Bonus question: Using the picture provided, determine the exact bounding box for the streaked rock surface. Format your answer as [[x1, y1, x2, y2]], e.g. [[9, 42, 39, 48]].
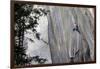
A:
[[47, 6, 94, 63], [23, 4, 95, 64]]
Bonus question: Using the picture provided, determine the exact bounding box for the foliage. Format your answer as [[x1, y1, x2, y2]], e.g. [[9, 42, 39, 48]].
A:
[[14, 3, 49, 66]]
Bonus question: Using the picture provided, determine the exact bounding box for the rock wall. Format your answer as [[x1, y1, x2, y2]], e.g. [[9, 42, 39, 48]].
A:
[[47, 6, 94, 63]]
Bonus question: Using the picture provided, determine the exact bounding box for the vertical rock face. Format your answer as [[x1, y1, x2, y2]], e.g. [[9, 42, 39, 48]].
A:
[[22, 4, 94, 64], [47, 6, 94, 63]]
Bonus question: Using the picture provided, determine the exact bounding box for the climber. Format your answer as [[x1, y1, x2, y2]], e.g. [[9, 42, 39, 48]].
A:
[[73, 24, 80, 34]]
